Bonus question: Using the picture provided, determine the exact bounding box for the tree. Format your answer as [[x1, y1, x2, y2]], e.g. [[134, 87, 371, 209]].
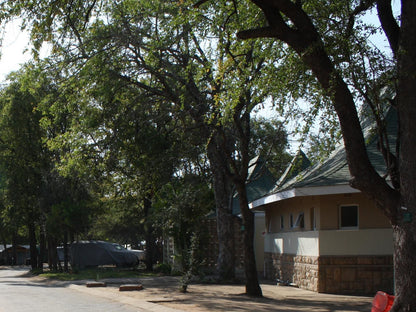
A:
[[0, 73, 46, 269], [194, 0, 413, 310], [51, 70, 183, 270], [1, 0, 290, 296], [250, 117, 291, 177], [54, 1, 270, 292], [154, 174, 214, 272], [0, 63, 100, 270]]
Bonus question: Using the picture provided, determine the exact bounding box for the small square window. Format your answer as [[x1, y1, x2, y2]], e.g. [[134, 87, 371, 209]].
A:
[[340, 205, 358, 229]]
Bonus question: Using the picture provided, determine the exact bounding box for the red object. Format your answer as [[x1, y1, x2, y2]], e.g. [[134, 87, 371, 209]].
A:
[[371, 291, 395, 312]]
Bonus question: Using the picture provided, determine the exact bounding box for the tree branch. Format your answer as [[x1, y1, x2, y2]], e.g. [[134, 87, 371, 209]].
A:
[[193, 0, 210, 8], [83, 0, 97, 30], [237, 27, 280, 39], [346, 0, 377, 37], [376, 0, 400, 56], [244, 0, 400, 219]]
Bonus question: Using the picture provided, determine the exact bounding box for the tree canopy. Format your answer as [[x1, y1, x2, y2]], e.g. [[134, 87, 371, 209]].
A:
[[1, 0, 414, 307]]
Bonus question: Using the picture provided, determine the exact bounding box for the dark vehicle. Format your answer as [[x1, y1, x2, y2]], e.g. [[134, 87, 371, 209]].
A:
[[70, 241, 140, 269]]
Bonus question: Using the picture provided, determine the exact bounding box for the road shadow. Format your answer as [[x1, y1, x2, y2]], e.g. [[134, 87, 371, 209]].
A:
[[0, 266, 72, 288]]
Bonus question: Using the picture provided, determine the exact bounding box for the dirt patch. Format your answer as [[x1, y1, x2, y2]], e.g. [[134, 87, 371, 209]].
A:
[[91, 276, 373, 312], [27, 272, 373, 312]]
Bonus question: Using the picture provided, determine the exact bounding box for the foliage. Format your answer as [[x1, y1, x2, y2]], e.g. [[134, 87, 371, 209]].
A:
[[153, 263, 172, 275], [0, 0, 290, 296], [250, 117, 291, 176], [153, 174, 213, 270]]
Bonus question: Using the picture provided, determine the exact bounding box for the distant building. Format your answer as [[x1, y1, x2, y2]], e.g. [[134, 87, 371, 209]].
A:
[[0, 245, 30, 265]]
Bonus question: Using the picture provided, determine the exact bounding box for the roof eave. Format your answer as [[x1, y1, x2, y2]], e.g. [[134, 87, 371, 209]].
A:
[[249, 184, 360, 210]]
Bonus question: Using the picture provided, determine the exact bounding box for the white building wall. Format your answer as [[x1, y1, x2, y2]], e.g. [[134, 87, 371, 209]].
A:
[[319, 228, 393, 256], [265, 231, 319, 257], [265, 228, 393, 257]]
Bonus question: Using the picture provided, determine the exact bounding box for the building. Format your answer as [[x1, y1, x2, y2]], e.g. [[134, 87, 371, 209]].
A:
[[0, 244, 31, 265], [250, 108, 397, 295]]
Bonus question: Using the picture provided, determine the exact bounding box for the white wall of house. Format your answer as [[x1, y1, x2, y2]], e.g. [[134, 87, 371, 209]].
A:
[[254, 212, 265, 273], [265, 231, 319, 257], [319, 228, 393, 255], [264, 228, 393, 257]]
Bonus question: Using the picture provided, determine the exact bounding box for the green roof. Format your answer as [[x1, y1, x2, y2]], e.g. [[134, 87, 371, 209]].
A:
[[232, 156, 276, 215], [271, 107, 398, 193]]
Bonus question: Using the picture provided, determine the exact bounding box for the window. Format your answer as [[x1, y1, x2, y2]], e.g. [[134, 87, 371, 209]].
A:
[[280, 215, 284, 229], [340, 205, 358, 229], [310, 207, 316, 230], [290, 214, 294, 228], [294, 213, 304, 228], [268, 218, 272, 233]]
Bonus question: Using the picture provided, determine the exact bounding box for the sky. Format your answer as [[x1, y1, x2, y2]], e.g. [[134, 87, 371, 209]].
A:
[[0, 19, 31, 83]]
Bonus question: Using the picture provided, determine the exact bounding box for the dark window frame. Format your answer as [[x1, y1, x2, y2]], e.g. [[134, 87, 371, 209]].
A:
[[339, 205, 359, 229]]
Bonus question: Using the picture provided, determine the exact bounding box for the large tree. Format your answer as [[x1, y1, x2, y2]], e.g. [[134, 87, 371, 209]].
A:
[[49, 1, 273, 294], [0, 65, 98, 270]]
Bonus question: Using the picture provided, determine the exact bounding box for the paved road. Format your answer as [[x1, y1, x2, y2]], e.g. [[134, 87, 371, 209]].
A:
[[0, 267, 140, 312]]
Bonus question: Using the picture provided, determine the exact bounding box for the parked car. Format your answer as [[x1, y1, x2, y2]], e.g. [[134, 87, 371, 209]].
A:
[[70, 241, 140, 269], [128, 249, 146, 261]]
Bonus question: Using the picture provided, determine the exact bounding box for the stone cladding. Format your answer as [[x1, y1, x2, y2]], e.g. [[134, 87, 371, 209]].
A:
[[264, 252, 393, 295]]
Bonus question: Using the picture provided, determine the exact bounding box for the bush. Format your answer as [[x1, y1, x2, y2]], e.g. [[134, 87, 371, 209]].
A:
[[154, 263, 172, 275]]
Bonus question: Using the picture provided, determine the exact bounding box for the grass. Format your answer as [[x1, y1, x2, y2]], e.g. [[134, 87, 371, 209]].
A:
[[38, 267, 157, 281]]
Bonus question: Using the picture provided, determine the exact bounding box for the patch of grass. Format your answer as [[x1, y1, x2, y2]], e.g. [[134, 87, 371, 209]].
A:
[[39, 268, 159, 281]]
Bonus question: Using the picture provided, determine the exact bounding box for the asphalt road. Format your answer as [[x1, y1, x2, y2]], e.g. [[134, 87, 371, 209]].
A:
[[0, 267, 140, 312]]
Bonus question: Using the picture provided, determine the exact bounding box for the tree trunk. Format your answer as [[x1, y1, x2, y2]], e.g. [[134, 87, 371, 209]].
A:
[[144, 196, 155, 271], [63, 231, 69, 272], [2, 242, 6, 264], [12, 232, 17, 265], [207, 138, 236, 280], [47, 236, 57, 271], [392, 225, 416, 311], [28, 221, 38, 270], [38, 225, 46, 270], [236, 182, 262, 297], [391, 1, 416, 310]]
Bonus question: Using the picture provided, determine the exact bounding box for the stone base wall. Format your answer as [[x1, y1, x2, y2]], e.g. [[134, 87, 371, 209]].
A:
[[265, 252, 393, 295], [264, 252, 319, 291], [318, 255, 393, 295]]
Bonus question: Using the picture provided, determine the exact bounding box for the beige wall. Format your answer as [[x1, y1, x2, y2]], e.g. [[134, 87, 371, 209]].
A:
[[265, 192, 390, 233], [266, 196, 320, 233], [319, 192, 390, 229]]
